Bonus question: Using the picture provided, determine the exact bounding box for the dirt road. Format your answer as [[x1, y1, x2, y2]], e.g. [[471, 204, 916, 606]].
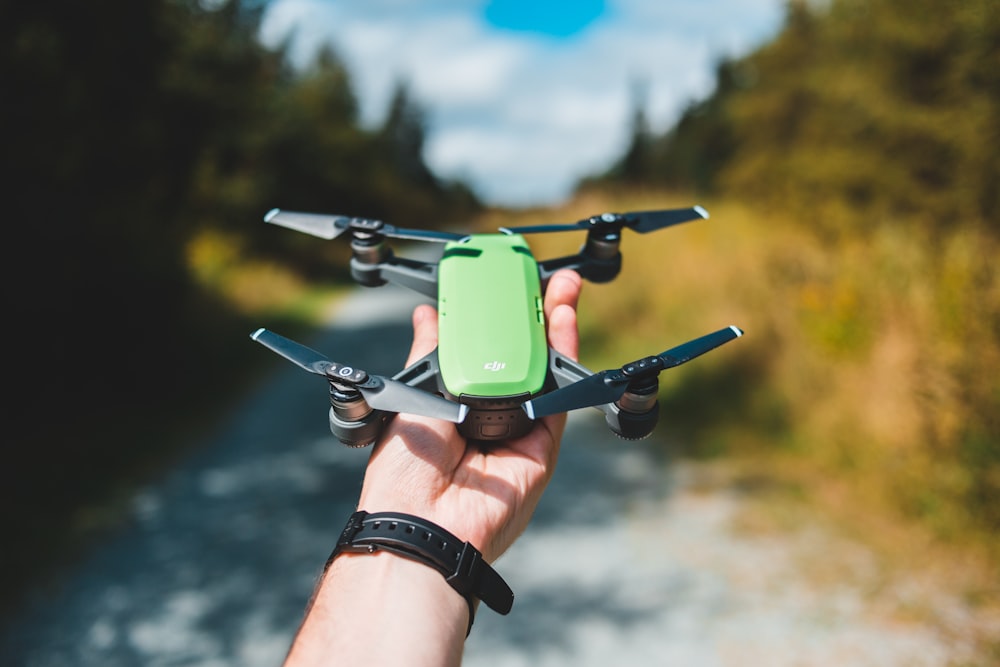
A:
[[0, 283, 981, 666]]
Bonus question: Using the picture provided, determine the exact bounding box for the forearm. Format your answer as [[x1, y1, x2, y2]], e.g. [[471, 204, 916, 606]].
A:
[[284, 551, 469, 666], [281, 270, 582, 665]]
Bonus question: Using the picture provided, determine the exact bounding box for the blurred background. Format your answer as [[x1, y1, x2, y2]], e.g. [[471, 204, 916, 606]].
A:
[[2, 0, 998, 663]]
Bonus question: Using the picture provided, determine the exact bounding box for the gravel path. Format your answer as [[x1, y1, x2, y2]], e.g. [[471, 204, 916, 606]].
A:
[[0, 283, 981, 666]]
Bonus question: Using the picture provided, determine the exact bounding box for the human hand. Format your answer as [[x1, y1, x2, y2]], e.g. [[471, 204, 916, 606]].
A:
[[356, 269, 583, 562]]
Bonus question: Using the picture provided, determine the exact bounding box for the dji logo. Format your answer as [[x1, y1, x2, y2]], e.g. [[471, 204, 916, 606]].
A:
[[483, 361, 506, 372]]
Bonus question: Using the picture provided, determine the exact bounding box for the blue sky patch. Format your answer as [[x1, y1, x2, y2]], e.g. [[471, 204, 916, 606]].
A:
[[483, 0, 606, 38]]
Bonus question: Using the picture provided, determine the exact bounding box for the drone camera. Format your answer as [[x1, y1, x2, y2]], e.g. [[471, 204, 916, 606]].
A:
[[458, 393, 535, 441], [461, 409, 534, 441]]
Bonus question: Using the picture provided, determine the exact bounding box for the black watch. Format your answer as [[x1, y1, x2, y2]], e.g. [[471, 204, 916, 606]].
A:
[[328, 511, 514, 634]]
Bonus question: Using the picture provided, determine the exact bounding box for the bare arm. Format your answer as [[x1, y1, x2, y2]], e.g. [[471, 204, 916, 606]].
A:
[[283, 269, 583, 666]]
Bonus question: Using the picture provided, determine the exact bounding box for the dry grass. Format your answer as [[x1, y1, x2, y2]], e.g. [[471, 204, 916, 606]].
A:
[[200, 192, 999, 657], [186, 229, 345, 322], [208, 193, 997, 578], [514, 189, 1000, 656]]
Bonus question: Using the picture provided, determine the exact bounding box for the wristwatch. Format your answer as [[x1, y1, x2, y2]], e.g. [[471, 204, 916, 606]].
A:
[[328, 510, 514, 634]]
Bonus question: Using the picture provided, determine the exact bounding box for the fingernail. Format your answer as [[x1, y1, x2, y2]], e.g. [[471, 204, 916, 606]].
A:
[[414, 307, 427, 325]]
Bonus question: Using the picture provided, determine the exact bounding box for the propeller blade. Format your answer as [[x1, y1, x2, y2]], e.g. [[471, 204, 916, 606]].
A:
[[526, 324, 744, 419], [499, 222, 583, 234], [500, 206, 708, 236], [381, 225, 468, 243], [500, 213, 620, 235], [658, 325, 743, 369], [251, 329, 467, 423], [625, 206, 709, 233], [251, 328, 334, 375], [265, 208, 466, 243], [360, 379, 468, 423], [264, 209, 352, 240], [525, 370, 631, 419]]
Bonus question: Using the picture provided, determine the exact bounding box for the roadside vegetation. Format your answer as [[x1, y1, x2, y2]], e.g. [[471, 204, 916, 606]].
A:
[[4, 0, 996, 655], [580, 1, 998, 651], [514, 193, 999, 652], [3, 0, 476, 619]]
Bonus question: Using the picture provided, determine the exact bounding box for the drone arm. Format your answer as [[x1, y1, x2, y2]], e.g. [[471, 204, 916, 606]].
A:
[[538, 250, 621, 285], [538, 254, 585, 281], [547, 348, 596, 390], [391, 349, 446, 395], [351, 253, 440, 299]]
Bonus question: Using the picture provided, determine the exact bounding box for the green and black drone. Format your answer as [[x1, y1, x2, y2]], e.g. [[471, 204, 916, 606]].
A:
[[251, 205, 743, 447]]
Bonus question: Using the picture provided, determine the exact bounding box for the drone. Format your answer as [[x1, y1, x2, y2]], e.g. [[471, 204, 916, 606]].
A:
[[251, 205, 743, 447]]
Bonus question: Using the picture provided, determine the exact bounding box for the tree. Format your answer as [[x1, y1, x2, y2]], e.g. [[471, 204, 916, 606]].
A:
[[577, 78, 655, 190], [618, 79, 654, 184], [379, 78, 439, 190]]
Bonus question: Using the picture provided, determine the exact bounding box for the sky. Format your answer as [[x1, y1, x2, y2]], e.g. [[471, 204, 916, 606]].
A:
[[259, 0, 787, 208]]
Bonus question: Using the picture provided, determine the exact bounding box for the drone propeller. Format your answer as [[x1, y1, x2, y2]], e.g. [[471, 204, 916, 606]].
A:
[[500, 206, 708, 236], [264, 208, 466, 243], [251, 328, 468, 423], [526, 325, 743, 419]]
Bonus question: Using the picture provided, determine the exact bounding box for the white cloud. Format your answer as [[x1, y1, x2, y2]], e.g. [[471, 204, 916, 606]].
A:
[[259, 0, 785, 207]]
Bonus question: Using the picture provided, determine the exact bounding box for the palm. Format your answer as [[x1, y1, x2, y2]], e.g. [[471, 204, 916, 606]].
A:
[[359, 410, 567, 561], [357, 269, 581, 563]]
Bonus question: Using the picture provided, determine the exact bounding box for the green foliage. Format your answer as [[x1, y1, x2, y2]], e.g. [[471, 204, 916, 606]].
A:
[[590, 0, 1000, 231], [732, 1, 992, 229], [723, 0, 999, 228], [581, 0, 1000, 554], [0, 0, 481, 615]]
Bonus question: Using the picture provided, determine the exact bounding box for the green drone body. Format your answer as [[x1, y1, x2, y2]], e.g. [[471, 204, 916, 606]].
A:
[[436, 233, 548, 400]]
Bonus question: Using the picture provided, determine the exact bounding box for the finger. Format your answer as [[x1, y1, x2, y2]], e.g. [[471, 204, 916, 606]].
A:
[[543, 269, 582, 322], [544, 270, 581, 362], [405, 304, 439, 366], [547, 303, 579, 361]]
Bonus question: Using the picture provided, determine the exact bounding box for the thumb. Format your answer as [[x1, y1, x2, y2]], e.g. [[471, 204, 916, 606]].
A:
[[405, 304, 439, 366]]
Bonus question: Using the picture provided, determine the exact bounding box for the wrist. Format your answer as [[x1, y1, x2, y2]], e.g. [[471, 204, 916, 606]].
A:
[[286, 551, 468, 666], [328, 510, 515, 634], [356, 489, 489, 555], [330, 550, 470, 623]]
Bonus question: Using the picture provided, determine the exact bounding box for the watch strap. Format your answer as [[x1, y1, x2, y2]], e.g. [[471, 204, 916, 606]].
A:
[[330, 511, 514, 623]]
